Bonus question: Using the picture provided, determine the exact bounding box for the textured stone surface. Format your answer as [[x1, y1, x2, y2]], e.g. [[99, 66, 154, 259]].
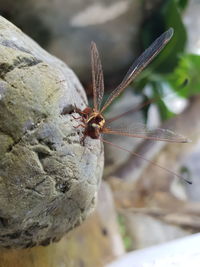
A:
[[0, 16, 103, 248], [0, 182, 124, 267]]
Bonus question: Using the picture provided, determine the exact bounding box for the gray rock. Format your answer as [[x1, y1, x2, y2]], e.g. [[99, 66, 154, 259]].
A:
[[124, 213, 189, 250], [181, 140, 200, 202], [107, 233, 200, 267], [97, 181, 125, 258], [0, 16, 103, 248]]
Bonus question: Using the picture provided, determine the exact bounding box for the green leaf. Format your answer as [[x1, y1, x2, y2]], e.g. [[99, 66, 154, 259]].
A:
[[118, 215, 132, 251], [156, 98, 175, 120], [161, 0, 187, 71], [175, 0, 189, 10], [141, 0, 187, 74], [167, 54, 200, 97], [151, 80, 175, 120]]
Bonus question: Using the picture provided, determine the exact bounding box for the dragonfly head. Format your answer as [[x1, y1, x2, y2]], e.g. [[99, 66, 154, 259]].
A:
[[87, 112, 105, 130], [91, 123, 100, 129]]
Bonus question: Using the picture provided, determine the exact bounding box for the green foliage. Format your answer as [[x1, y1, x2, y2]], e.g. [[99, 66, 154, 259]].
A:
[[151, 80, 176, 120], [167, 54, 200, 97], [134, 0, 200, 121], [175, 0, 189, 10], [163, 0, 187, 70], [105, 0, 199, 122], [118, 215, 132, 251], [141, 0, 187, 74], [180, 165, 191, 182], [138, 53, 200, 120]]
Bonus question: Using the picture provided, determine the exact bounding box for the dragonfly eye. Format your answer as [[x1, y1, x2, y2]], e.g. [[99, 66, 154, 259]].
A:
[[92, 123, 100, 129]]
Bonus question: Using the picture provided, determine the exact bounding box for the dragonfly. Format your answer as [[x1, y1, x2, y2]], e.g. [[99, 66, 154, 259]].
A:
[[74, 28, 191, 184]]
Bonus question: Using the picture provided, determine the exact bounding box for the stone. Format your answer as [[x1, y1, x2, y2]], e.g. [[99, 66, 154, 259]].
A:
[[107, 233, 200, 267], [0, 16, 103, 248], [124, 213, 189, 249]]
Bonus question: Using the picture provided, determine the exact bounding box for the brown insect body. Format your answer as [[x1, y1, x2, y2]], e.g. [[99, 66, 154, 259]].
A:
[[77, 107, 105, 139]]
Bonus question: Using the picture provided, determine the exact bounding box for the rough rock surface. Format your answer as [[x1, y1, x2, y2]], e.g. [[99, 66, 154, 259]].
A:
[[0, 16, 103, 248]]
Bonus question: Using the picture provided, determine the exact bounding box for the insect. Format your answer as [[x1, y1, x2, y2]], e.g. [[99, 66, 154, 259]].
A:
[[74, 28, 191, 183]]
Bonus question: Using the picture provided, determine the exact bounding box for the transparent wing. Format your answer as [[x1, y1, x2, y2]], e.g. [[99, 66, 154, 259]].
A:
[[100, 28, 174, 113], [101, 137, 191, 184], [91, 41, 104, 111], [102, 121, 190, 143]]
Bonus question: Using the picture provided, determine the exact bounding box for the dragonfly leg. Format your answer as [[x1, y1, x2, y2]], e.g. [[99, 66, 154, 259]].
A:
[[73, 124, 85, 129], [71, 114, 83, 120]]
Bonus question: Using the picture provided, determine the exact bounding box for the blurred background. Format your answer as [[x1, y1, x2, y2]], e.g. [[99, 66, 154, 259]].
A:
[[1, 0, 200, 266]]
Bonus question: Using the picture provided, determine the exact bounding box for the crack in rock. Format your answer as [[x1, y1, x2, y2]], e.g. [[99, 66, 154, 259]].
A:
[[0, 55, 42, 79]]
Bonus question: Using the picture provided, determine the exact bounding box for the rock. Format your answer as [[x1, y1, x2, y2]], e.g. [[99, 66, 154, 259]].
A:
[[0, 16, 103, 248], [124, 213, 190, 249], [57, 182, 125, 267], [107, 233, 200, 267], [0, 182, 124, 267], [97, 182, 125, 260], [181, 141, 200, 202]]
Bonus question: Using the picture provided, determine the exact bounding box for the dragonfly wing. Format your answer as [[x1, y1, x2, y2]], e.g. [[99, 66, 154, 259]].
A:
[[100, 28, 174, 113], [91, 41, 104, 111], [101, 137, 191, 184], [102, 121, 190, 143]]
